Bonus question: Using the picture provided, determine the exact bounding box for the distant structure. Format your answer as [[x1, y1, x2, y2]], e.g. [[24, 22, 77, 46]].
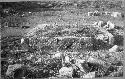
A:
[[93, 20, 115, 45], [21, 26, 30, 29], [88, 11, 122, 18], [88, 12, 93, 16], [109, 45, 119, 52], [88, 10, 101, 16], [3, 22, 9, 27], [111, 12, 121, 18], [104, 11, 111, 15]]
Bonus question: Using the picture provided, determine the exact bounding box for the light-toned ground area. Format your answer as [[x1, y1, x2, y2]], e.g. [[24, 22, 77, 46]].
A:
[[1, 7, 124, 37]]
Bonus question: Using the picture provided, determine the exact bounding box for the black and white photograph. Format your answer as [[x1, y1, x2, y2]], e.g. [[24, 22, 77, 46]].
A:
[[1, 0, 124, 79]]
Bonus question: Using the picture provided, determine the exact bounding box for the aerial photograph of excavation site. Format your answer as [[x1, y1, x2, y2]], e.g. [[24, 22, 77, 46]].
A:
[[1, 0, 124, 79]]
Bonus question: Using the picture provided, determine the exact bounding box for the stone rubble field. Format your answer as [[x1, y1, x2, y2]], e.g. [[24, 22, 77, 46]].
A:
[[1, 1, 124, 79]]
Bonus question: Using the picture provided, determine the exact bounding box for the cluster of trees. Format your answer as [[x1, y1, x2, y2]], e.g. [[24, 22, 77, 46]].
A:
[[1, 1, 124, 15], [76, 0, 123, 9]]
